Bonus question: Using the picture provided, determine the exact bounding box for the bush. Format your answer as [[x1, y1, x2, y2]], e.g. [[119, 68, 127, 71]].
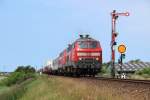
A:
[[0, 72, 35, 86], [0, 78, 34, 100], [135, 67, 150, 76], [101, 63, 111, 74], [0, 66, 36, 100], [15, 65, 36, 73], [0, 66, 36, 87]]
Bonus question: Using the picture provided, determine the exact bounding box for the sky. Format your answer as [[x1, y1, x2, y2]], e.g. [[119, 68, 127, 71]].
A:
[[0, 0, 150, 72]]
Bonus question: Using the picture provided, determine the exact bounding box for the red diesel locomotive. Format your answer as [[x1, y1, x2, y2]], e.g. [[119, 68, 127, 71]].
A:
[[52, 35, 102, 76]]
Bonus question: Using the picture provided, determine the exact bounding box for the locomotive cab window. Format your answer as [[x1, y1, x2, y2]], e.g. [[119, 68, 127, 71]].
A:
[[89, 41, 97, 48], [78, 41, 88, 48], [78, 41, 98, 49]]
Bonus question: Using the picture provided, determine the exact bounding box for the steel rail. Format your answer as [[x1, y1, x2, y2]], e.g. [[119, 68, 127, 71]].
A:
[[84, 77, 150, 84]]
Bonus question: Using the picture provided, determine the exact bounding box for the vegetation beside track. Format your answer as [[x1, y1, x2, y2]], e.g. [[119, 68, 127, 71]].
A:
[[0, 74, 149, 100], [0, 66, 36, 100], [135, 67, 150, 76], [0, 63, 150, 100], [98, 62, 112, 77], [99, 61, 150, 80], [19, 75, 125, 100], [0, 74, 124, 100], [131, 67, 150, 80]]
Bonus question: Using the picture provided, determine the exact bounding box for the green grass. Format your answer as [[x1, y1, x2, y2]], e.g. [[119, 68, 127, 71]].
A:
[[19, 75, 124, 100], [130, 74, 150, 80], [0, 72, 35, 86], [0, 66, 36, 100], [0, 75, 133, 100], [0, 86, 9, 93], [0, 76, 9, 94], [0, 76, 6, 80], [135, 67, 150, 76], [0, 73, 36, 100], [19, 76, 70, 100], [131, 67, 150, 80], [0, 78, 34, 100]]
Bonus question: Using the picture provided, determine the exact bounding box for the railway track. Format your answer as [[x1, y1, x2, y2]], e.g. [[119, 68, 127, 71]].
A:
[[82, 77, 150, 84], [53, 75, 150, 84], [52, 75, 150, 100]]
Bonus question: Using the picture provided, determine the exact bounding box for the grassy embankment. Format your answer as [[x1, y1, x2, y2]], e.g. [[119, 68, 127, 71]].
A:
[[0, 76, 7, 92], [0, 78, 34, 100], [1, 74, 143, 100], [3, 68, 150, 100], [0, 66, 36, 100], [0, 76, 6, 80], [0, 73, 36, 100], [19, 75, 124, 100]]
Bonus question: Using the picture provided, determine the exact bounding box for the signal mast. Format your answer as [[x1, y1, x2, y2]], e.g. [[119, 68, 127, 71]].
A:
[[111, 10, 129, 78]]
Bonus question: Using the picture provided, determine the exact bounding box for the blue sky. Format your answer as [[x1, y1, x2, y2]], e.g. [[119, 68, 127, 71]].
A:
[[0, 0, 150, 72]]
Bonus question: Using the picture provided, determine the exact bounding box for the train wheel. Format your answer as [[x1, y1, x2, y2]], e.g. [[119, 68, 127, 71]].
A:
[[72, 68, 80, 77]]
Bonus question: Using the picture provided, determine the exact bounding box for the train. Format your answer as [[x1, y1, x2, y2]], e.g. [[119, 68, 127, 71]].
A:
[[44, 35, 102, 76]]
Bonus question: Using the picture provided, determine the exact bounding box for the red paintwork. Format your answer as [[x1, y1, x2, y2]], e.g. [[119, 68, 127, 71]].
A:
[[58, 50, 67, 67], [75, 42, 102, 62], [57, 39, 102, 68]]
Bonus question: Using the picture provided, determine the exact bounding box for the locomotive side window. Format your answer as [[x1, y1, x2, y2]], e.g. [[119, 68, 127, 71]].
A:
[[72, 43, 75, 49], [78, 41, 97, 48], [67, 44, 72, 52]]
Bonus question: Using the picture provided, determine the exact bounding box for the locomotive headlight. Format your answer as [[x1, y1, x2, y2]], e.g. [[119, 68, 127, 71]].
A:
[[96, 57, 99, 61]]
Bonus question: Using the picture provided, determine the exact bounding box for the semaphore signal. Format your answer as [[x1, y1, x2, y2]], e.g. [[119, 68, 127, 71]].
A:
[[111, 10, 129, 78]]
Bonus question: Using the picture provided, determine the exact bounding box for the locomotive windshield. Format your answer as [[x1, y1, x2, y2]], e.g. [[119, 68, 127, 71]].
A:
[[78, 41, 98, 49]]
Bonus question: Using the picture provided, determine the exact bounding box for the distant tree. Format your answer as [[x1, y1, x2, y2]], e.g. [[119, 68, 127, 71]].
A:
[[129, 59, 142, 63], [15, 66, 24, 72], [15, 65, 35, 73]]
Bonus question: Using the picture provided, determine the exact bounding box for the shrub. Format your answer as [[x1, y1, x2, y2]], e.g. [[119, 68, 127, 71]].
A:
[[15, 65, 36, 73], [101, 63, 111, 74], [0, 72, 35, 86], [0, 78, 34, 100], [135, 67, 150, 76], [0, 66, 36, 87]]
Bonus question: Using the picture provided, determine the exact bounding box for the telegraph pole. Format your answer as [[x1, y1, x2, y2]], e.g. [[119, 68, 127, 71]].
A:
[[111, 10, 129, 78]]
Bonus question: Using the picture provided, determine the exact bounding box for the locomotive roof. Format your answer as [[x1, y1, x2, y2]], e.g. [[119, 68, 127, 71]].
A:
[[76, 37, 98, 42]]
